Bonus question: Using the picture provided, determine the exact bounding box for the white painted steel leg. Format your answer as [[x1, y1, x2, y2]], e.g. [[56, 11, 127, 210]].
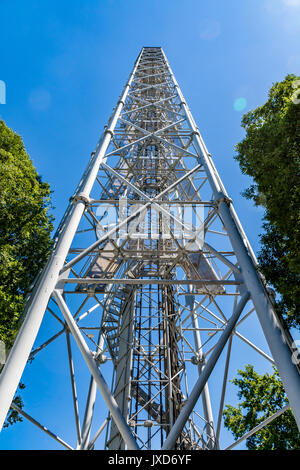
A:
[[191, 310, 216, 449], [79, 334, 105, 450], [186, 289, 216, 449]]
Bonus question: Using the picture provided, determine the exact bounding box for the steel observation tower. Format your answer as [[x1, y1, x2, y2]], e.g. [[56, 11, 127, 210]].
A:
[[0, 47, 299, 450]]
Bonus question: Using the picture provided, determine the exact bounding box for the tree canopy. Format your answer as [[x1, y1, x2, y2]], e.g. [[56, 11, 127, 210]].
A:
[[234, 74, 300, 328], [0, 120, 53, 425], [0, 120, 53, 349], [224, 75, 300, 450], [223, 365, 300, 450]]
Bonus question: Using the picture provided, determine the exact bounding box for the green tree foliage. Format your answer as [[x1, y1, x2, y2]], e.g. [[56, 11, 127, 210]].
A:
[[235, 75, 300, 328], [0, 120, 53, 347], [0, 120, 53, 425], [223, 365, 300, 450], [2, 383, 25, 428]]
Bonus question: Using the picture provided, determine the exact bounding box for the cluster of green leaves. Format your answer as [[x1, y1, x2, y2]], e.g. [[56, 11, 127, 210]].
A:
[[223, 365, 300, 450], [0, 120, 54, 426], [0, 120, 53, 349], [2, 383, 25, 428], [225, 76, 300, 450], [235, 74, 300, 328]]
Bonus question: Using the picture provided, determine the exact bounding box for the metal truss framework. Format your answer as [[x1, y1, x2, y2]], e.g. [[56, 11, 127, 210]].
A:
[[0, 47, 300, 450]]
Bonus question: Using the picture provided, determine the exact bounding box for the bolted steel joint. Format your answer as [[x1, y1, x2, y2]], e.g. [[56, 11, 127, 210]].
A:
[[192, 129, 201, 138], [214, 191, 233, 207], [104, 128, 114, 137], [191, 355, 205, 366], [93, 352, 108, 364], [71, 192, 91, 207], [143, 420, 154, 428]]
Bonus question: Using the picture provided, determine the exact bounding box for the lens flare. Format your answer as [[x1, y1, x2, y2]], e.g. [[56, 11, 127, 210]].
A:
[[233, 97, 247, 112]]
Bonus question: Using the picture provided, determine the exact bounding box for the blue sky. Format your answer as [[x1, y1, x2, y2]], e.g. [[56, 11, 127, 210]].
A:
[[1, 0, 300, 248], [0, 0, 300, 450]]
